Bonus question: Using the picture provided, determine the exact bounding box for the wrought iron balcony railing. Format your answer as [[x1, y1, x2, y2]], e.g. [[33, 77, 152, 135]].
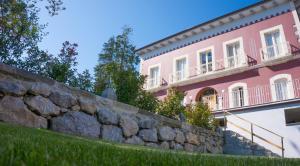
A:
[[215, 78, 300, 111], [260, 42, 291, 62]]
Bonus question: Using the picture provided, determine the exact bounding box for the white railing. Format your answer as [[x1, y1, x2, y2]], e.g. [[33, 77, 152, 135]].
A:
[[216, 78, 300, 111], [169, 70, 188, 83], [167, 53, 248, 85], [144, 41, 294, 88], [145, 78, 161, 90], [260, 42, 291, 62], [226, 51, 248, 69]]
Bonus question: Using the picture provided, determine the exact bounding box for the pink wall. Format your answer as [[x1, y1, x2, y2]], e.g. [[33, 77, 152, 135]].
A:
[[141, 12, 300, 101]]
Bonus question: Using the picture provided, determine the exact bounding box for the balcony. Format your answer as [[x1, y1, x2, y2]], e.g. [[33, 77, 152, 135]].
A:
[[213, 78, 300, 112], [169, 70, 189, 84], [167, 52, 248, 87], [145, 77, 161, 90], [260, 42, 293, 65], [144, 42, 297, 91]]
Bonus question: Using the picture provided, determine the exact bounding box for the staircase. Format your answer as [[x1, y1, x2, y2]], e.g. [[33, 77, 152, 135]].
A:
[[223, 130, 279, 157], [222, 111, 284, 157]]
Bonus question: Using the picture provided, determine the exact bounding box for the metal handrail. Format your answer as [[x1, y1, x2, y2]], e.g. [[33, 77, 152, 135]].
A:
[[225, 111, 283, 138], [224, 110, 285, 157]]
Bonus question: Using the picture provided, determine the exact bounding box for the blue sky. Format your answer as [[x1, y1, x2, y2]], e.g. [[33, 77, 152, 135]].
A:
[[38, 0, 260, 74]]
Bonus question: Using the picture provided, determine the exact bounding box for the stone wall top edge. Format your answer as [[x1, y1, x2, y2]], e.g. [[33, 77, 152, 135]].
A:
[[0, 63, 189, 129]]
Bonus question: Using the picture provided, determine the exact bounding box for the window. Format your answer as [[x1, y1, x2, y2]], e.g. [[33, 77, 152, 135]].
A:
[[274, 78, 288, 101], [284, 107, 300, 126], [197, 47, 214, 74], [270, 74, 294, 101], [148, 64, 160, 88], [260, 25, 288, 61], [232, 87, 244, 107], [174, 56, 188, 81], [223, 37, 245, 68], [215, 118, 227, 127], [264, 30, 282, 58], [228, 82, 249, 108], [227, 42, 240, 68]]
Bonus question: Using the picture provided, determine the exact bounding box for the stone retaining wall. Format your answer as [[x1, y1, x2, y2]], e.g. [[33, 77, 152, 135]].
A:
[[0, 63, 223, 153]]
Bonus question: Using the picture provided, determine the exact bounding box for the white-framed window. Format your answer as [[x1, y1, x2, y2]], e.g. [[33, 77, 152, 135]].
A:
[[223, 37, 246, 68], [270, 74, 294, 101], [260, 25, 288, 61], [228, 82, 249, 108], [284, 107, 300, 126], [173, 55, 188, 82], [147, 64, 161, 88], [197, 46, 215, 74]]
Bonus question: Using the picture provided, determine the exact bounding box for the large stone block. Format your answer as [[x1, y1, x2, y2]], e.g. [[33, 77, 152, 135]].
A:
[[160, 141, 170, 149], [97, 108, 119, 125], [125, 136, 144, 145], [158, 126, 176, 141], [138, 128, 158, 142], [138, 118, 158, 129], [186, 132, 200, 145], [28, 83, 51, 97], [0, 96, 47, 128], [0, 80, 26, 96], [173, 143, 184, 150], [49, 91, 77, 108], [78, 97, 98, 114], [184, 143, 196, 152], [175, 129, 185, 144], [101, 125, 124, 143], [51, 111, 101, 138], [119, 116, 139, 137], [24, 96, 60, 117]]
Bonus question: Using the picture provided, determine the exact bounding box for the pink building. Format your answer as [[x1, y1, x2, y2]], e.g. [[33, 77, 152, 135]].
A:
[[137, 0, 300, 158]]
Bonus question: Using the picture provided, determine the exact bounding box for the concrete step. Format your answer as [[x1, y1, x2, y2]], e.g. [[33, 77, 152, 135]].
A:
[[223, 130, 280, 157]]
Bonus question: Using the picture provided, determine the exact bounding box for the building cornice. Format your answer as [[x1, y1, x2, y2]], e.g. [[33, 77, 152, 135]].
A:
[[137, 0, 291, 60]]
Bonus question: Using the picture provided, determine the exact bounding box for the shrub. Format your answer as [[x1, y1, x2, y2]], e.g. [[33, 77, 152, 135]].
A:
[[155, 88, 185, 119], [185, 102, 217, 129], [134, 90, 159, 112]]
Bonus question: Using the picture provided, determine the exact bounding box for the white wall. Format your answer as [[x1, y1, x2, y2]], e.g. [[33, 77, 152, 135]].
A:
[[216, 102, 300, 158]]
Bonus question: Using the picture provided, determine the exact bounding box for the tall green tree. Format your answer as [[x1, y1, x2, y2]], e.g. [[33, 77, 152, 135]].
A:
[[94, 27, 143, 105], [0, 0, 65, 67], [0, 0, 93, 92], [47, 41, 78, 84], [21, 46, 53, 76], [69, 69, 94, 92]]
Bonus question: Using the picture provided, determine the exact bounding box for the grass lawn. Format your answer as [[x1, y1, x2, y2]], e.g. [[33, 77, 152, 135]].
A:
[[0, 122, 299, 166]]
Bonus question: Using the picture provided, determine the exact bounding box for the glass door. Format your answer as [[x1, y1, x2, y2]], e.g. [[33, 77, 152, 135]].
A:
[[176, 58, 186, 81], [199, 51, 213, 74], [227, 42, 240, 68], [264, 30, 281, 59], [149, 67, 159, 88]]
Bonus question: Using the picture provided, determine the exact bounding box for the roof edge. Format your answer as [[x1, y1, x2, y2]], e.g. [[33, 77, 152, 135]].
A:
[[136, 0, 274, 54]]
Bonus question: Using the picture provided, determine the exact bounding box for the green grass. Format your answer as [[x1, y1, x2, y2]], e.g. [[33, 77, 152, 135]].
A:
[[0, 122, 299, 166]]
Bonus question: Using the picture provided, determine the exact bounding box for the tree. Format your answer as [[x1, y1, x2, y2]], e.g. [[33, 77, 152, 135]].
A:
[[21, 46, 53, 77], [94, 27, 142, 105], [0, 1, 94, 92], [0, 0, 65, 67], [69, 69, 94, 92], [47, 41, 78, 84], [155, 88, 186, 119]]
